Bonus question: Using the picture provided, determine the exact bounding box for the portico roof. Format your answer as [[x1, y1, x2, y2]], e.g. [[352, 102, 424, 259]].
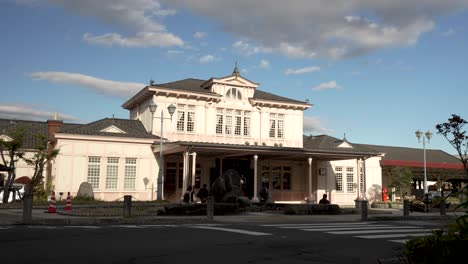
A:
[[158, 140, 381, 161]]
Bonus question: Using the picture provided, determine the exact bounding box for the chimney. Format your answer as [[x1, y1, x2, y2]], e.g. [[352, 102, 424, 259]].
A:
[[47, 112, 63, 141]]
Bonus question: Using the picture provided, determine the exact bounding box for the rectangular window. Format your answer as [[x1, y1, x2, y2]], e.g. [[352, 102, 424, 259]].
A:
[[277, 114, 284, 138], [177, 104, 195, 132], [335, 166, 343, 192], [106, 157, 119, 189], [124, 158, 137, 190], [225, 110, 233, 135], [360, 167, 364, 193], [216, 109, 224, 134], [177, 104, 185, 132], [269, 113, 276, 138], [187, 105, 195, 132], [346, 167, 354, 192], [243, 111, 251, 136], [234, 110, 242, 136], [87, 157, 101, 189], [261, 165, 292, 191]]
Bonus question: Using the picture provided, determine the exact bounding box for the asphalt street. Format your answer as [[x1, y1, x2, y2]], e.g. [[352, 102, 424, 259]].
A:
[[0, 221, 444, 264]]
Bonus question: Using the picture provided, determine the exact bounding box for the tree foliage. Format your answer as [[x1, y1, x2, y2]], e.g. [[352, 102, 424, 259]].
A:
[[387, 166, 413, 198], [23, 134, 59, 198], [0, 127, 26, 203], [436, 114, 468, 178]]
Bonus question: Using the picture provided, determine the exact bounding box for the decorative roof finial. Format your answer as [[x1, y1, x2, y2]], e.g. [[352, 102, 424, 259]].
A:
[[149, 78, 155, 86], [343, 133, 347, 141], [305, 98, 310, 104], [232, 61, 240, 77]]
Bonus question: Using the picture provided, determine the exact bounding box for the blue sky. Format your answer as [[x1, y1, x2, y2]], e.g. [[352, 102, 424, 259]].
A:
[[1, 0, 467, 155]]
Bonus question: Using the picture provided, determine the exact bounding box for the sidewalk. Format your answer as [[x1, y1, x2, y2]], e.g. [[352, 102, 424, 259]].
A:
[[0, 207, 463, 226]]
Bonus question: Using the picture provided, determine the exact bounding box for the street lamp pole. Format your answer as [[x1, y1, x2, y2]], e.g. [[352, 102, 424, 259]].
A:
[[149, 101, 176, 201], [415, 130, 432, 194]]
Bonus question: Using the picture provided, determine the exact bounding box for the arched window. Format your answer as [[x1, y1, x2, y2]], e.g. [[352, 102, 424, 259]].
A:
[[226, 88, 242, 100]]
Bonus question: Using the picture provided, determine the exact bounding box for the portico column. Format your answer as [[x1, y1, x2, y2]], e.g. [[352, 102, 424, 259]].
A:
[[181, 151, 189, 200], [362, 158, 367, 199], [191, 152, 197, 189], [252, 155, 260, 203], [356, 158, 361, 200], [306, 157, 313, 203]]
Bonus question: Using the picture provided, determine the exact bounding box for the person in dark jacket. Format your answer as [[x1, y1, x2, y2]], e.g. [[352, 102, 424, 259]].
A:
[[319, 194, 330, 204], [197, 184, 209, 203]]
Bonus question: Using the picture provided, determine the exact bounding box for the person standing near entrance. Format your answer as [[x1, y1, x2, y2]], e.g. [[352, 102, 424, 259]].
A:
[[319, 194, 330, 204], [184, 185, 193, 203], [197, 184, 209, 203]]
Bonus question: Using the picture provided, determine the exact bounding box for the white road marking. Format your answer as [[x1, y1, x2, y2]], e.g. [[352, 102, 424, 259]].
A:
[[301, 226, 419, 231], [327, 229, 431, 235], [281, 224, 391, 229], [27, 226, 56, 229], [388, 239, 411, 244], [65, 226, 100, 229], [139, 224, 178, 228], [261, 222, 376, 227], [111, 225, 145, 228], [356, 233, 427, 239], [189, 226, 272, 236]]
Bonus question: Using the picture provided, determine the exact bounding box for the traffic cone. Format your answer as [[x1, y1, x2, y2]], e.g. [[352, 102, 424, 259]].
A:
[[64, 192, 72, 211], [47, 191, 57, 213]]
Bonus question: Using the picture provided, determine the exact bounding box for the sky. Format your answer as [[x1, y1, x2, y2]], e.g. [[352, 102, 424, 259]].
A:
[[1, 0, 467, 155]]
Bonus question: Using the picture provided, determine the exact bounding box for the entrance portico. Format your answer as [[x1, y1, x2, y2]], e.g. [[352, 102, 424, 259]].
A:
[[154, 140, 381, 204]]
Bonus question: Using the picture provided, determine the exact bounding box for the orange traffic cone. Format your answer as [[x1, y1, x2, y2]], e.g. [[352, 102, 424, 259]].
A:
[[64, 192, 72, 211], [47, 191, 57, 213]]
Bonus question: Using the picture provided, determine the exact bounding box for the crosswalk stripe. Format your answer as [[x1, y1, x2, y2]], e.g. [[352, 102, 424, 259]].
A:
[[261, 222, 375, 227], [327, 229, 431, 235], [355, 233, 427, 239], [281, 224, 392, 229], [389, 239, 411, 244], [189, 226, 272, 236], [301, 226, 419, 231], [65, 226, 100, 229]]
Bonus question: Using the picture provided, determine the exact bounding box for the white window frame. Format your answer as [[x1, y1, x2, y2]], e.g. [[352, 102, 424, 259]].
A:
[[216, 108, 251, 137], [105, 157, 119, 189], [176, 104, 195, 133], [87, 156, 101, 189], [124, 158, 137, 190], [269, 113, 285, 139]]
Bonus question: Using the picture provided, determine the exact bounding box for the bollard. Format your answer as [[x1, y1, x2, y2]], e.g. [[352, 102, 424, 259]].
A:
[[22, 193, 33, 225], [403, 199, 410, 216], [440, 199, 446, 216], [123, 195, 132, 218], [207, 196, 214, 221], [360, 200, 368, 221]]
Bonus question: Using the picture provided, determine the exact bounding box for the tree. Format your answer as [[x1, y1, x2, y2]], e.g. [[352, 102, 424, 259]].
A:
[[436, 114, 468, 178], [23, 134, 59, 198], [387, 166, 413, 198], [0, 128, 26, 203]]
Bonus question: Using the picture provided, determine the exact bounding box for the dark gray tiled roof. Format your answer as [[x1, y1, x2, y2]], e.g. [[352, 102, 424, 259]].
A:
[[303, 135, 380, 154], [60, 118, 158, 140], [0, 119, 48, 149], [155, 78, 307, 105], [357, 144, 461, 164]]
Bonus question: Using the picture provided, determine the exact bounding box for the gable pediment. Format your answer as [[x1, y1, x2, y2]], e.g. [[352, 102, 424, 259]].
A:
[[202, 75, 259, 89], [337, 141, 353, 148], [100, 125, 127, 134]]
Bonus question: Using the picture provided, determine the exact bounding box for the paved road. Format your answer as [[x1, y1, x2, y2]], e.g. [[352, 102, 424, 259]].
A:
[[1, 221, 443, 263]]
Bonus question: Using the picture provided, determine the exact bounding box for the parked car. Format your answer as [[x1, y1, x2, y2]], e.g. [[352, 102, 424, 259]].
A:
[[0, 183, 25, 203]]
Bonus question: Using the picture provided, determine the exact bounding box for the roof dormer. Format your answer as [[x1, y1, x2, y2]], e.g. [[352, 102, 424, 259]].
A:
[[201, 65, 259, 99]]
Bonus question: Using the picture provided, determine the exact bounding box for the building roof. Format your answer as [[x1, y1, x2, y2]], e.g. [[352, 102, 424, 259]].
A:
[[123, 77, 308, 109], [357, 144, 463, 169], [303, 135, 381, 155], [59, 118, 158, 140], [0, 119, 48, 149]]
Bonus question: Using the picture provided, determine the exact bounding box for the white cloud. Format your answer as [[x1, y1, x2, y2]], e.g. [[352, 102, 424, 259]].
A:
[[30, 71, 145, 98], [312, 81, 341, 91], [303, 116, 333, 134], [83, 32, 183, 47], [48, 0, 183, 48], [199, 54, 217, 63], [441, 28, 455, 36], [194, 31, 206, 39], [0, 104, 80, 122], [162, 0, 468, 59], [285, 66, 320, 75], [259, 59, 270, 69], [232, 40, 272, 56]]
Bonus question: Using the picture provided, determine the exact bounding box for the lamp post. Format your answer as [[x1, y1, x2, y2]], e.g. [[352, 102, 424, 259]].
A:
[[415, 130, 432, 194], [149, 101, 176, 200]]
